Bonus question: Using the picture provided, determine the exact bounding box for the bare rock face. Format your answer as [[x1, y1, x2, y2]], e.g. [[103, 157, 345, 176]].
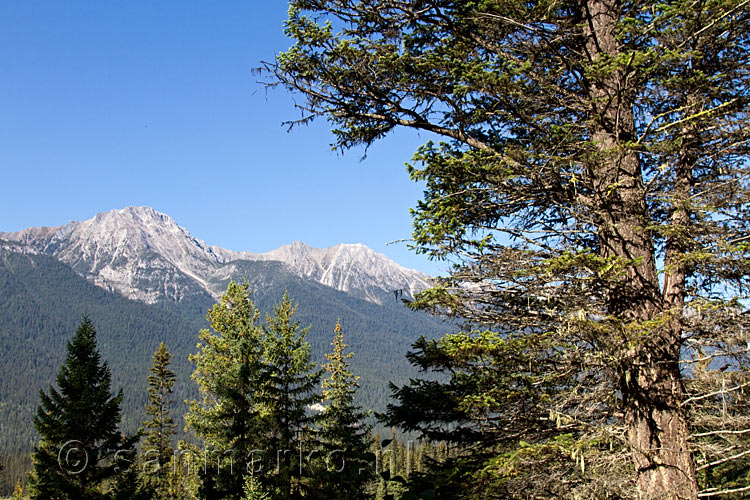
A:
[[0, 206, 430, 305], [263, 241, 429, 303]]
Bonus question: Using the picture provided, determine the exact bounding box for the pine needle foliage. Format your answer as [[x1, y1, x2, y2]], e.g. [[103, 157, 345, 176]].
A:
[[28, 317, 136, 500], [242, 472, 271, 500], [186, 280, 265, 500], [266, 1, 750, 498], [260, 292, 323, 500]]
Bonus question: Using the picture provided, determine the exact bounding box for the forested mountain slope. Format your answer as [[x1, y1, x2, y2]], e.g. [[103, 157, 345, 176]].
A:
[[0, 242, 447, 459]]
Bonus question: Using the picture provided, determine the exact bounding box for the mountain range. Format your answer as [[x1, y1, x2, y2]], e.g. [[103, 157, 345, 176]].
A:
[[0, 206, 430, 305], [0, 207, 449, 481]]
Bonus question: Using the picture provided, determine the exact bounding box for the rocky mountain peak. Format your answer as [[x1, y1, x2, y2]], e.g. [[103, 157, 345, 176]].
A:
[[265, 240, 429, 303], [0, 207, 431, 305]]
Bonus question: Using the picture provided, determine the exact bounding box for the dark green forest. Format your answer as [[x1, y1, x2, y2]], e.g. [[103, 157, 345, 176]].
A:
[[0, 245, 449, 495]]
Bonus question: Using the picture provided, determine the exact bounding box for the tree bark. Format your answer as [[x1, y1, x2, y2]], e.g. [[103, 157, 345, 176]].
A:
[[582, 0, 698, 497]]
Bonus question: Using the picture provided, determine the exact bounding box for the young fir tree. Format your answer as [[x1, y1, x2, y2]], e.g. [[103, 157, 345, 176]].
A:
[[186, 281, 265, 500], [259, 292, 323, 500], [28, 317, 136, 500], [315, 321, 372, 500], [241, 470, 270, 500], [141, 342, 177, 497]]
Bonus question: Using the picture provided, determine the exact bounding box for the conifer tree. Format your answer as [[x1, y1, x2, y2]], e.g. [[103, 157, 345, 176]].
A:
[[268, 0, 750, 497], [164, 441, 202, 500], [315, 321, 371, 500], [241, 471, 270, 500], [28, 317, 136, 500], [259, 292, 323, 500], [389, 428, 397, 478], [142, 342, 177, 498], [111, 437, 150, 500], [186, 281, 265, 500]]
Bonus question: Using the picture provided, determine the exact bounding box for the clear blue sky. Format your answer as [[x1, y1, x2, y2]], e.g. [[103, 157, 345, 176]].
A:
[[0, 2, 446, 275]]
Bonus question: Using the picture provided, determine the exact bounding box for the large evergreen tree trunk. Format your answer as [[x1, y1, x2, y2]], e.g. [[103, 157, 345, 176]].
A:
[[269, 0, 749, 497], [584, 0, 697, 497]]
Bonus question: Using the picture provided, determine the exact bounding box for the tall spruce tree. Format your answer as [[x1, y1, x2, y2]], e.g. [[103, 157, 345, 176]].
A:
[[267, 1, 750, 498], [29, 317, 136, 500], [315, 321, 372, 500], [186, 281, 265, 500], [259, 293, 323, 500], [142, 342, 177, 497]]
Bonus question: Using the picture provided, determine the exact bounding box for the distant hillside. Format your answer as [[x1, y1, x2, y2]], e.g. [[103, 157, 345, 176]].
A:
[[0, 245, 202, 455], [0, 243, 449, 460]]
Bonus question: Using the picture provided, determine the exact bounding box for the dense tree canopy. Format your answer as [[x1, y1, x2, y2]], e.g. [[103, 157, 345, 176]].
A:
[[187, 284, 325, 500], [267, 1, 750, 498]]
